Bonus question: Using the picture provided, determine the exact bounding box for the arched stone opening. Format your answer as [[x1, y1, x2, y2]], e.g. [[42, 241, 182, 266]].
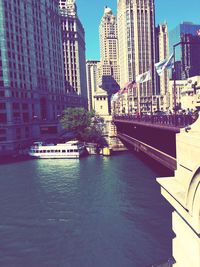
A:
[[186, 167, 200, 231]]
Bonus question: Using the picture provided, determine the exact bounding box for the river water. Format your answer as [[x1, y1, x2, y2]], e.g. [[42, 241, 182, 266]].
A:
[[0, 152, 172, 267]]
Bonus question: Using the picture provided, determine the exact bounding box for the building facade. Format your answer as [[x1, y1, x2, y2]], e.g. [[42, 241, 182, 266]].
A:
[[99, 6, 120, 88], [155, 23, 170, 111], [59, 0, 88, 106], [181, 34, 200, 79], [0, 0, 67, 155], [117, 0, 156, 113], [156, 23, 169, 96], [97, 6, 120, 115], [169, 22, 200, 80], [86, 60, 100, 111], [168, 80, 187, 111]]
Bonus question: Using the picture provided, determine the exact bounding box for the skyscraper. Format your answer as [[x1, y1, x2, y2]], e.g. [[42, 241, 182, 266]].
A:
[[97, 6, 120, 114], [155, 23, 169, 96], [0, 0, 66, 155], [117, 0, 156, 112], [169, 22, 200, 80], [98, 7, 120, 93], [154, 22, 170, 111], [59, 0, 88, 105]]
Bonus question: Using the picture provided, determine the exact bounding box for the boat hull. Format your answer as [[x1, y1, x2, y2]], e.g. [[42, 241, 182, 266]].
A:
[[28, 141, 86, 159], [28, 152, 84, 159]]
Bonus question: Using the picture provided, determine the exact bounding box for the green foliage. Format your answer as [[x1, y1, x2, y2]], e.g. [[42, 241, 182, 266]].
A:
[[60, 107, 94, 133], [60, 108, 107, 147], [80, 126, 107, 148]]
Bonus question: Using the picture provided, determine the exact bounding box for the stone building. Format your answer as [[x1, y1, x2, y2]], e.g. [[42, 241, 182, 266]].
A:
[[96, 6, 120, 115], [117, 0, 157, 113], [59, 0, 88, 107], [0, 0, 66, 155]]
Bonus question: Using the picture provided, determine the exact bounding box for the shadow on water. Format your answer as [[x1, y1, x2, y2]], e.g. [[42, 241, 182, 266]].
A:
[[124, 143, 174, 177], [111, 150, 174, 266], [0, 155, 33, 165], [112, 149, 173, 177]]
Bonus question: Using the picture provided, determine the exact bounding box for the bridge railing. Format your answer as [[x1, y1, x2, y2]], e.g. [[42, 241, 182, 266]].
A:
[[113, 113, 199, 128]]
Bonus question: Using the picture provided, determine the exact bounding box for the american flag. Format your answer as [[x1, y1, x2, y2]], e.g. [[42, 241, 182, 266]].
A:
[[197, 29, 200, 36]]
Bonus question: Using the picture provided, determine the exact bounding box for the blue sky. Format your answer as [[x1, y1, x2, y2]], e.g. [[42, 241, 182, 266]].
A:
[[76, 0, 200, 60]]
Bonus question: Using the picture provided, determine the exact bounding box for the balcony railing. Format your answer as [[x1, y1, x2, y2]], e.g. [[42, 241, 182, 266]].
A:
[[113, 113, 199, 128]]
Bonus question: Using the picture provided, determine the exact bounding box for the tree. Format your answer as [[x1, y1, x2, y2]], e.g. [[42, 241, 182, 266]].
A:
[[60, 108, 107, 147], [60, 108, 94, 134]]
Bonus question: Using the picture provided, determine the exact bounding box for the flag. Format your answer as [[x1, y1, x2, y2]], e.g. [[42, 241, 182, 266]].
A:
[[111, 92, 119, 102], [131, 81, 137, 89], [128, 81, 137, 93], [164, 53, 174, 70], [155, 54, 174, 75], [136, 70, 151, 83], [123, 81, 132, 88], [122, 88, 128, 94], [127, 81, 137, 89], [155, 58, 168, 75], [118, 88, 124, 95]]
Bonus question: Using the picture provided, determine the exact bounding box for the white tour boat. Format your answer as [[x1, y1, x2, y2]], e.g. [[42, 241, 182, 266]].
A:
[[28, 141, 86, 159]]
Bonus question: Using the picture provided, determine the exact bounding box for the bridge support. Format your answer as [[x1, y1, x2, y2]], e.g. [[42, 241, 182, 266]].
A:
[[157, 115, 200, 266]]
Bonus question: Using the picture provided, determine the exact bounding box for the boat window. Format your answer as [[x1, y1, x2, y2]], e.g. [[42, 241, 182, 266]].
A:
[[74, 149, 78, 152], [47, 150, 50, 153], [43, 150, 46, 153], [55, 150, 58, 152], [51, 150, 54, 153], [35, 150, 39, 153], [67, 150, 69, 152], [69, 149, 73, 152], [62, 150, 66, 152], [58, 150, 61, 153]]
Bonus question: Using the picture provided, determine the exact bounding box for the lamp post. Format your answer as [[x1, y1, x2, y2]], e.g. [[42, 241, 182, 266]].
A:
[[173, 41, 182, 113]]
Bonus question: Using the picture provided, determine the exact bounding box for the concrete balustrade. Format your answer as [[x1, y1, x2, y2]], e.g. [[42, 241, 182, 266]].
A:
[[157, 113, 200, 266]]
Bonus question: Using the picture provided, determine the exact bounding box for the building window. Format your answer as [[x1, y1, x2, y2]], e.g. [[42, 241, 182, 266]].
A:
[[0, 103, 6, 110]]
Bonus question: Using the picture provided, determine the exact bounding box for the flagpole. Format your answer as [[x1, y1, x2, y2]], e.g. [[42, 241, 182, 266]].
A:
[[137, 83, 140, 115], [172, 42, 182, 114], [173, 45, 176, 114], [150, 64, 153, 115]]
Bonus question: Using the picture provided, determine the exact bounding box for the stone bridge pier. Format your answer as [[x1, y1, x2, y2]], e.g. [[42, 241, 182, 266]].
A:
[[157, 114, 200, 266]]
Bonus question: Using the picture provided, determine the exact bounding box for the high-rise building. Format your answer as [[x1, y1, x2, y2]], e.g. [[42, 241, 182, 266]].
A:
[[59, 0, 88, 106], [99, 7, 120, 87], [86, 60, 100, 111], [155, 23, 170, 110], [181, 34, 200, 79], [0, 0, 67, 156], [97, 7, 120, 114], [117, 0, 156, 112], [169, 22, 200, 80], [155, 23, 169, 96]]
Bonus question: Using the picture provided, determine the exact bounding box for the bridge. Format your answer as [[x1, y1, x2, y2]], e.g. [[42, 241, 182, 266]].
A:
[[114, 113, 200, 266], [113, 113, 198, 171]]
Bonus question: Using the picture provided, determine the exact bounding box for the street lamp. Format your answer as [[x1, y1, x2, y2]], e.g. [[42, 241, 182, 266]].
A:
[[173, 41, 182, 113]]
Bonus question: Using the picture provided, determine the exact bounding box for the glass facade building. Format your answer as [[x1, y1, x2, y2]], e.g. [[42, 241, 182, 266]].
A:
[[169, 22, 200, 79]]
